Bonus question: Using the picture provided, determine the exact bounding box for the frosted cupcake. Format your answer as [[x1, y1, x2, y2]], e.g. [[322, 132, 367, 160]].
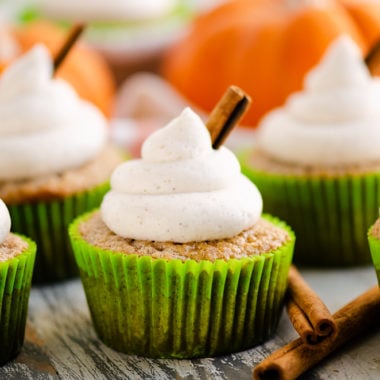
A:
[[69, 107, 294, 358], [0, 44, 123, 282], [0, 199, 36, 365], [241, 36, 380, 267]]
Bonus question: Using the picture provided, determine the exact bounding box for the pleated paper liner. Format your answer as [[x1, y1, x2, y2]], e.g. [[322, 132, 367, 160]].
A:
[[0, 235, 36, 365], [241, 159, 380, 267], [7, 181, 109, 283], [368, 227, 380, 285], [69, 212, 294, 359]]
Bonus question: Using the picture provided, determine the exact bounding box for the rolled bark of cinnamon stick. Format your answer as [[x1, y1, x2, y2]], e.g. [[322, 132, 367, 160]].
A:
[[206, 85, 251, 148], [253, 286, 380, 380], [365, 38, 380, 75], [286, 265, 337, 346], [53, 23, 85, 73]]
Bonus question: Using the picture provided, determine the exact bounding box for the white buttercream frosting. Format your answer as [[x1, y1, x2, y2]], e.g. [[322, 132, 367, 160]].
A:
[[257, 36, 380, 166], [0, 44, 107, 180], [101, 108, 263, 243], [36, 0, 177, 22], [0, 199, 11, 244]]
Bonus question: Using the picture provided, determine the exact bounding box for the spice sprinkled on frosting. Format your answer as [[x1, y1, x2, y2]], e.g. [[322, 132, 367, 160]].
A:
[[101, 107, 263, 242], [0, 44, 107, 180], [0, 199, 10, 245], [257, 36, 380, 167]]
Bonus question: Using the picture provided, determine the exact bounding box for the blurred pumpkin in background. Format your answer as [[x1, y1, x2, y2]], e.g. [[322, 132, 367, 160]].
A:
[[0, 21, 116, 117], [162, 0, 380, 127]]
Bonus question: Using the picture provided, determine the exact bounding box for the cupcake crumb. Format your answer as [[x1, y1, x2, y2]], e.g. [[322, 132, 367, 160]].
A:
[[0, 146, 123, 204], [371, 219, 380, 239], [0, 233, 29, 262], [78, 212, 290, 262], [249, 150, 380, 177]]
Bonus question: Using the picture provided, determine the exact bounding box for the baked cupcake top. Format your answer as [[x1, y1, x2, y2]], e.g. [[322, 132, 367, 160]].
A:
[[79, 212, 289, 261], [0, 44, 107, 181], [257, 36, 380, 168], [0, 199, 27, 261], [101, 107, 263, 243], [371, 214, 380, 239]]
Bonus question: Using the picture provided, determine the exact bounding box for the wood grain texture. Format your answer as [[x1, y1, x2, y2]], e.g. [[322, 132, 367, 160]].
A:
[[1, 267, 379, 379]]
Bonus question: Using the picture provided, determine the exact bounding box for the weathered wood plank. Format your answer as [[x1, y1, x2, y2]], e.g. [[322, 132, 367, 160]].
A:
[[15, 324, 58, 378], [1, 267, 379, 379]]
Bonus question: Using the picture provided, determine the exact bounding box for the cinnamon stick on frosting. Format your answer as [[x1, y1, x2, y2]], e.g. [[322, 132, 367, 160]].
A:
[[253, 286, 380, 380], [206, 85, 251, 148], [286, 265, 337, 346], [53, 23, 85, 73], [365, 38, 380, 75]]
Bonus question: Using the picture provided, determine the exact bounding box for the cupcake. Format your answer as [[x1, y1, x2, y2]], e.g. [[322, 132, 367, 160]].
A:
[[241, 36, 380, 267], [0, 44, 123, 283], [368, 217, 380, 285], [0, 199, 36, 365], [11, 21, 116, 118], [69, 107, 294, 358]]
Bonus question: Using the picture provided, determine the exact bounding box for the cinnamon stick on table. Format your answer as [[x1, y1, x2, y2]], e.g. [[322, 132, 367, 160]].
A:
[[53, 23, 85, 73], [206, 85, 251, 148], [286, 265, 337, 346], [253, 286, 380, 380]]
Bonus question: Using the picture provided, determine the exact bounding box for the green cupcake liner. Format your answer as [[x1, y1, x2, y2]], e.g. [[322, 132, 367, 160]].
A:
[[0, 236, 36, 365], [241, 157, 380, 267], [7, 181, 109, 283], [69, 212, 294, 359], [368, 227, 380, 285]]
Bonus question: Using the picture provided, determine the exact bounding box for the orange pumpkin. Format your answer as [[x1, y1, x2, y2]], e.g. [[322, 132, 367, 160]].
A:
[[162, 0, 380, 127], [1, 21, 116, 118]]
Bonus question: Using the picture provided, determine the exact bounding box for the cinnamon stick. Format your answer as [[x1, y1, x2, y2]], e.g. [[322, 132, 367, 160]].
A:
[[206, 85, 251, 149], [53, 23, 85, 73], [365, 38, 380, 75], [286, 265, 337, 346], [253, 286, 380, 380]]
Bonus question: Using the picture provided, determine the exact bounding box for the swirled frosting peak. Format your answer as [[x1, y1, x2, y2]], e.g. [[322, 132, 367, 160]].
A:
[[101, 107, 263, 243], [257, 36, 380, 166], [0, 199, 11, 244], [0, 44, 107, 180]]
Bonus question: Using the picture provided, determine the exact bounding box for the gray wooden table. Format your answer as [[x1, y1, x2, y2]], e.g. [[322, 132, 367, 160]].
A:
[[1, 266, 379, 380]]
